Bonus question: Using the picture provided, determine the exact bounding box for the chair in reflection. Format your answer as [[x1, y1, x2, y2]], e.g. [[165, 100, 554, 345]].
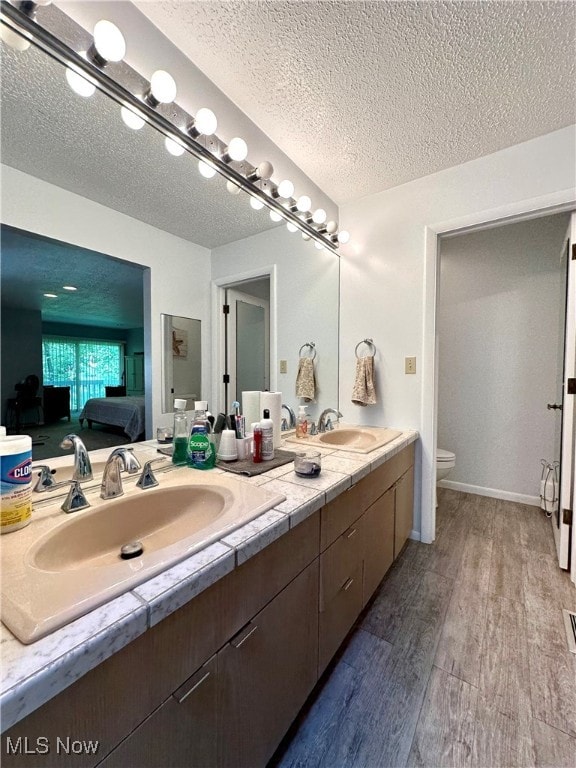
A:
[[5, 374, 43, 432]]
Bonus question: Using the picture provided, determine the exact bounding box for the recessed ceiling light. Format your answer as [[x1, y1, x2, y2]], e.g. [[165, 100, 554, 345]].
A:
[[44, 293, 58, 298], [63, 285, 77, 291]]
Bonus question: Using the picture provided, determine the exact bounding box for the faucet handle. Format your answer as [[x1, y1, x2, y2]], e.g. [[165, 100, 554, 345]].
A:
[[136, 458, 167, 490], [309, 422, 318, 436], [31, 464, 57, 492], [122, 448, 142, 474], [61, 480, 90, 514]]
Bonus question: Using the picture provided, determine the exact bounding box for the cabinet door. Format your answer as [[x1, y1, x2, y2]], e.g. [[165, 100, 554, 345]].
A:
[[362, 486, 395, 605], [99, 656, 217, 768], [125, 356, 144, 395], [217, 561, 319, 768], [318, 518, 364, 675], [394, 465, 414, 558]]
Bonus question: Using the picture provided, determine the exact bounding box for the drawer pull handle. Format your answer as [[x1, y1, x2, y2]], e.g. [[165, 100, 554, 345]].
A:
[[342, 577, 354, 592], [231, 623, 258, 649], [345, 527, 357, 539], [174, 671, 211, 704]]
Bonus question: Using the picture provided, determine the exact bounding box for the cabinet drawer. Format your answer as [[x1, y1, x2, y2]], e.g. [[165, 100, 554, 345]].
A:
[[99, 656, 218, 768], [320, 518, 364, 609], [318, 561, 363, 676], [320, 484, 364, 551], [356, 443, 415, 511], [362, 486, 395, 606]]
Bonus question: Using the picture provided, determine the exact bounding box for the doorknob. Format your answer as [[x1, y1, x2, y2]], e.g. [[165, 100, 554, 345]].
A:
[[547, 403, 562, 410]]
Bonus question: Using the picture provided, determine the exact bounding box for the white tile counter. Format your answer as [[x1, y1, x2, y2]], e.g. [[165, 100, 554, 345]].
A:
[[0, 430, 418, 732]]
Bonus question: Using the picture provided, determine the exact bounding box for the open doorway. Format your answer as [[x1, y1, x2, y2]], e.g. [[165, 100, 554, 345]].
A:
[[216, 275, 271, 413]]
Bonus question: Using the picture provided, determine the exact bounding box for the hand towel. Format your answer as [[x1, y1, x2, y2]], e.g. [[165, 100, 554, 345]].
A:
[[296, 357, 316, 402], [351, 356, 377, 406]]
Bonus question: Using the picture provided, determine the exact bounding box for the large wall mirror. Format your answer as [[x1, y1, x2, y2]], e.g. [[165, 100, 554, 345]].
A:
[[0, 24, 340, 441]]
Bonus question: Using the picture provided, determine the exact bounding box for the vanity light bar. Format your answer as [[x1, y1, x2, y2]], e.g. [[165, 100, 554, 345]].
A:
[[0, 1, 345, 254]]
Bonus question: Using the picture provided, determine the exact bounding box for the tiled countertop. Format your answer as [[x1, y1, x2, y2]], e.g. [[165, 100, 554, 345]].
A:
[[0, 429, 418, 732]]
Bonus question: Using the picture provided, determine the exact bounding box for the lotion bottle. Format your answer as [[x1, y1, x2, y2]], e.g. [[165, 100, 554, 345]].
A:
[[260, 408, 274, 461], [296, 405, 308, 438]]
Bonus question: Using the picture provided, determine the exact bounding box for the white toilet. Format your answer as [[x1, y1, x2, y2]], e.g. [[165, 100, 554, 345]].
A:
[[436, 448, 456, 505]]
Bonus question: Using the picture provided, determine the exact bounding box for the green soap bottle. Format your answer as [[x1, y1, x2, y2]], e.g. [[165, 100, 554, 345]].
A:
[[172, 399, 188, 465], [187, 402, 215, 470]]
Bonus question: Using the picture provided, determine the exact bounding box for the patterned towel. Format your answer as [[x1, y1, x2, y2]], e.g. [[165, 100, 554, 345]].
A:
[[296, 357, 316, 402], [351, 356, 377, 406]]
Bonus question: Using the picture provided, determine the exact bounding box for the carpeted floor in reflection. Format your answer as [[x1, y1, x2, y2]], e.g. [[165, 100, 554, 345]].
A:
[[22, 413, 137, 461]]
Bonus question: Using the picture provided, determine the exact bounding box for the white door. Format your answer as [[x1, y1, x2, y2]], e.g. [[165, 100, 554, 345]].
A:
[[553, 213, 576, 576], [226, 289, 270, 406]]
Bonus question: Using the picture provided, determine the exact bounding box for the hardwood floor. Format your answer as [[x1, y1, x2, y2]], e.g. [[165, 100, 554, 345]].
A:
[[271, 489, 576, 768]]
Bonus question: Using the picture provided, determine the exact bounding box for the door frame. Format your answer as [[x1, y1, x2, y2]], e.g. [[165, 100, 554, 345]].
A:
[[211, 265, 277, 416], [421, 190, 576, 579]]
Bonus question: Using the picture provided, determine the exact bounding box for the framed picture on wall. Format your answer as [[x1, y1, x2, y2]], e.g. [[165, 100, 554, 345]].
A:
[[172, 327, 188, 358]]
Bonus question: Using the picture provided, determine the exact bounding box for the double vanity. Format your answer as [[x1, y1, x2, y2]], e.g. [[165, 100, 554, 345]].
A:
[[1, 426, 417, 768]]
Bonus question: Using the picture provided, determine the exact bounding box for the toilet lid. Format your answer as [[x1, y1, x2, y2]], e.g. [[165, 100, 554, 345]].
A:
[[437, 449, 455, 462]]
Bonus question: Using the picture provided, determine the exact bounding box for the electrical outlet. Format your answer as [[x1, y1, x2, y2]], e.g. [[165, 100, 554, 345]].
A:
[[279, 359, 288, 374], [405, 356, 416, 374]]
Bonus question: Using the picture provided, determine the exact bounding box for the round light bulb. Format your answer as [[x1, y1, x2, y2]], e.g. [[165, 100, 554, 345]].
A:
[[93, 20, 125, 62], [164, 136, 185, 156], [120, 106, 145, 130], [43, 293, 57, 298], [194, 107, 217, 136], [337, 230, 350, 244], [250, 197, 264, 211], [277, 179, 294, 199], [286, 222, 298, 233], [325, 220, 338, 234], [302, 233, 311, 241], [296, 195, 311, 213], [62, 285, 77, 291], [256, 161, 274, 180], [198, 160, 217, 179], [227, 137, 248, 162], [150, 70, 177, 104], [226, 180, 242, 195], [314, 241, 325, 250], [65, 66, 96, 98], [269, 210, 283, 222], [312, 208, 327, 225]]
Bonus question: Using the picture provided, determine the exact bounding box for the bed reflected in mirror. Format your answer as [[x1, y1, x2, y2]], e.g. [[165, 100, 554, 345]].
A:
[[161, 314, 202, 413]]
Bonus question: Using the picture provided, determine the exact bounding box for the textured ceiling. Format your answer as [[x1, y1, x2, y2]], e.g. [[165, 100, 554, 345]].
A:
[[1, 227, 145, 329], [135, 0, 576, 204]]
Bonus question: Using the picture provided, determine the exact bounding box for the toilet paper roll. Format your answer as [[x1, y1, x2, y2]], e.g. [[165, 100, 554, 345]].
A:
[[260, 391, 283, 448], [242, 391, 261, 432]]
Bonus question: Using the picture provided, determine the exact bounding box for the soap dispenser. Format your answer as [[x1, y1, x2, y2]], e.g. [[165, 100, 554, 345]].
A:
[[296, 405, 308, 438]]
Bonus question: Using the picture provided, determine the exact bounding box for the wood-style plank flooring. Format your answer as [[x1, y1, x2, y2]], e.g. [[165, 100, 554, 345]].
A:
[[271, 489, 576, 768]]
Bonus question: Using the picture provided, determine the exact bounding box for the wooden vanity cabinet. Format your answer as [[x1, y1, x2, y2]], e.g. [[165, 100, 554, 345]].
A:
[[99, 655, 218, 768], [362, 486, 395, 606], [218, 560, 319, 768], [394, 465, 415, 558]]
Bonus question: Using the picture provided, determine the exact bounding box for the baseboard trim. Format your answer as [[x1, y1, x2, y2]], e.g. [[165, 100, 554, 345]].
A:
[[438, 480, 540, 507]]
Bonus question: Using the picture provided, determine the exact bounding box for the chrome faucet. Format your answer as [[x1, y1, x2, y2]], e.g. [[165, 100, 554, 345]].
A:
[[59, 435, 93, 481], [317, 408, 343, 433], [100, 447, 141, 500], [281, 404, 296, 430]]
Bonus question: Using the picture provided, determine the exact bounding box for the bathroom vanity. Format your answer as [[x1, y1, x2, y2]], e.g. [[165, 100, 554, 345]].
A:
[[0, 430, 417, 768]]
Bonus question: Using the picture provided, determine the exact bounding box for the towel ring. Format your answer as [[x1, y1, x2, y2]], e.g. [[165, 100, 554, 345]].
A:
[[299, 342, 316, 360], [355, 338, 376, 358]]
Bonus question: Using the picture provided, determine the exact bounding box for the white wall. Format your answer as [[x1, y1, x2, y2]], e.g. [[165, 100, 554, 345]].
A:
[[211, 226, 340, 421], [437, 215, 567, 501], [340, 125, 576, 537], [1, 165, 212, 435]]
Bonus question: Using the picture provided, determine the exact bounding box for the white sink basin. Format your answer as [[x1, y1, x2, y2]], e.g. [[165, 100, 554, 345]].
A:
[[1, 470, 285, 644], [286, 425, 402, 454]]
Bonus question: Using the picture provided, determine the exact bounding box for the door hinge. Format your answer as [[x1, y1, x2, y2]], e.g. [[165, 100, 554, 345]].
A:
[[572, 243, 576, 260], [568, 378, 576, 395], [563, 508, 573, 526], [222, 304, 230, 315], [222, 374, 230, 384]]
